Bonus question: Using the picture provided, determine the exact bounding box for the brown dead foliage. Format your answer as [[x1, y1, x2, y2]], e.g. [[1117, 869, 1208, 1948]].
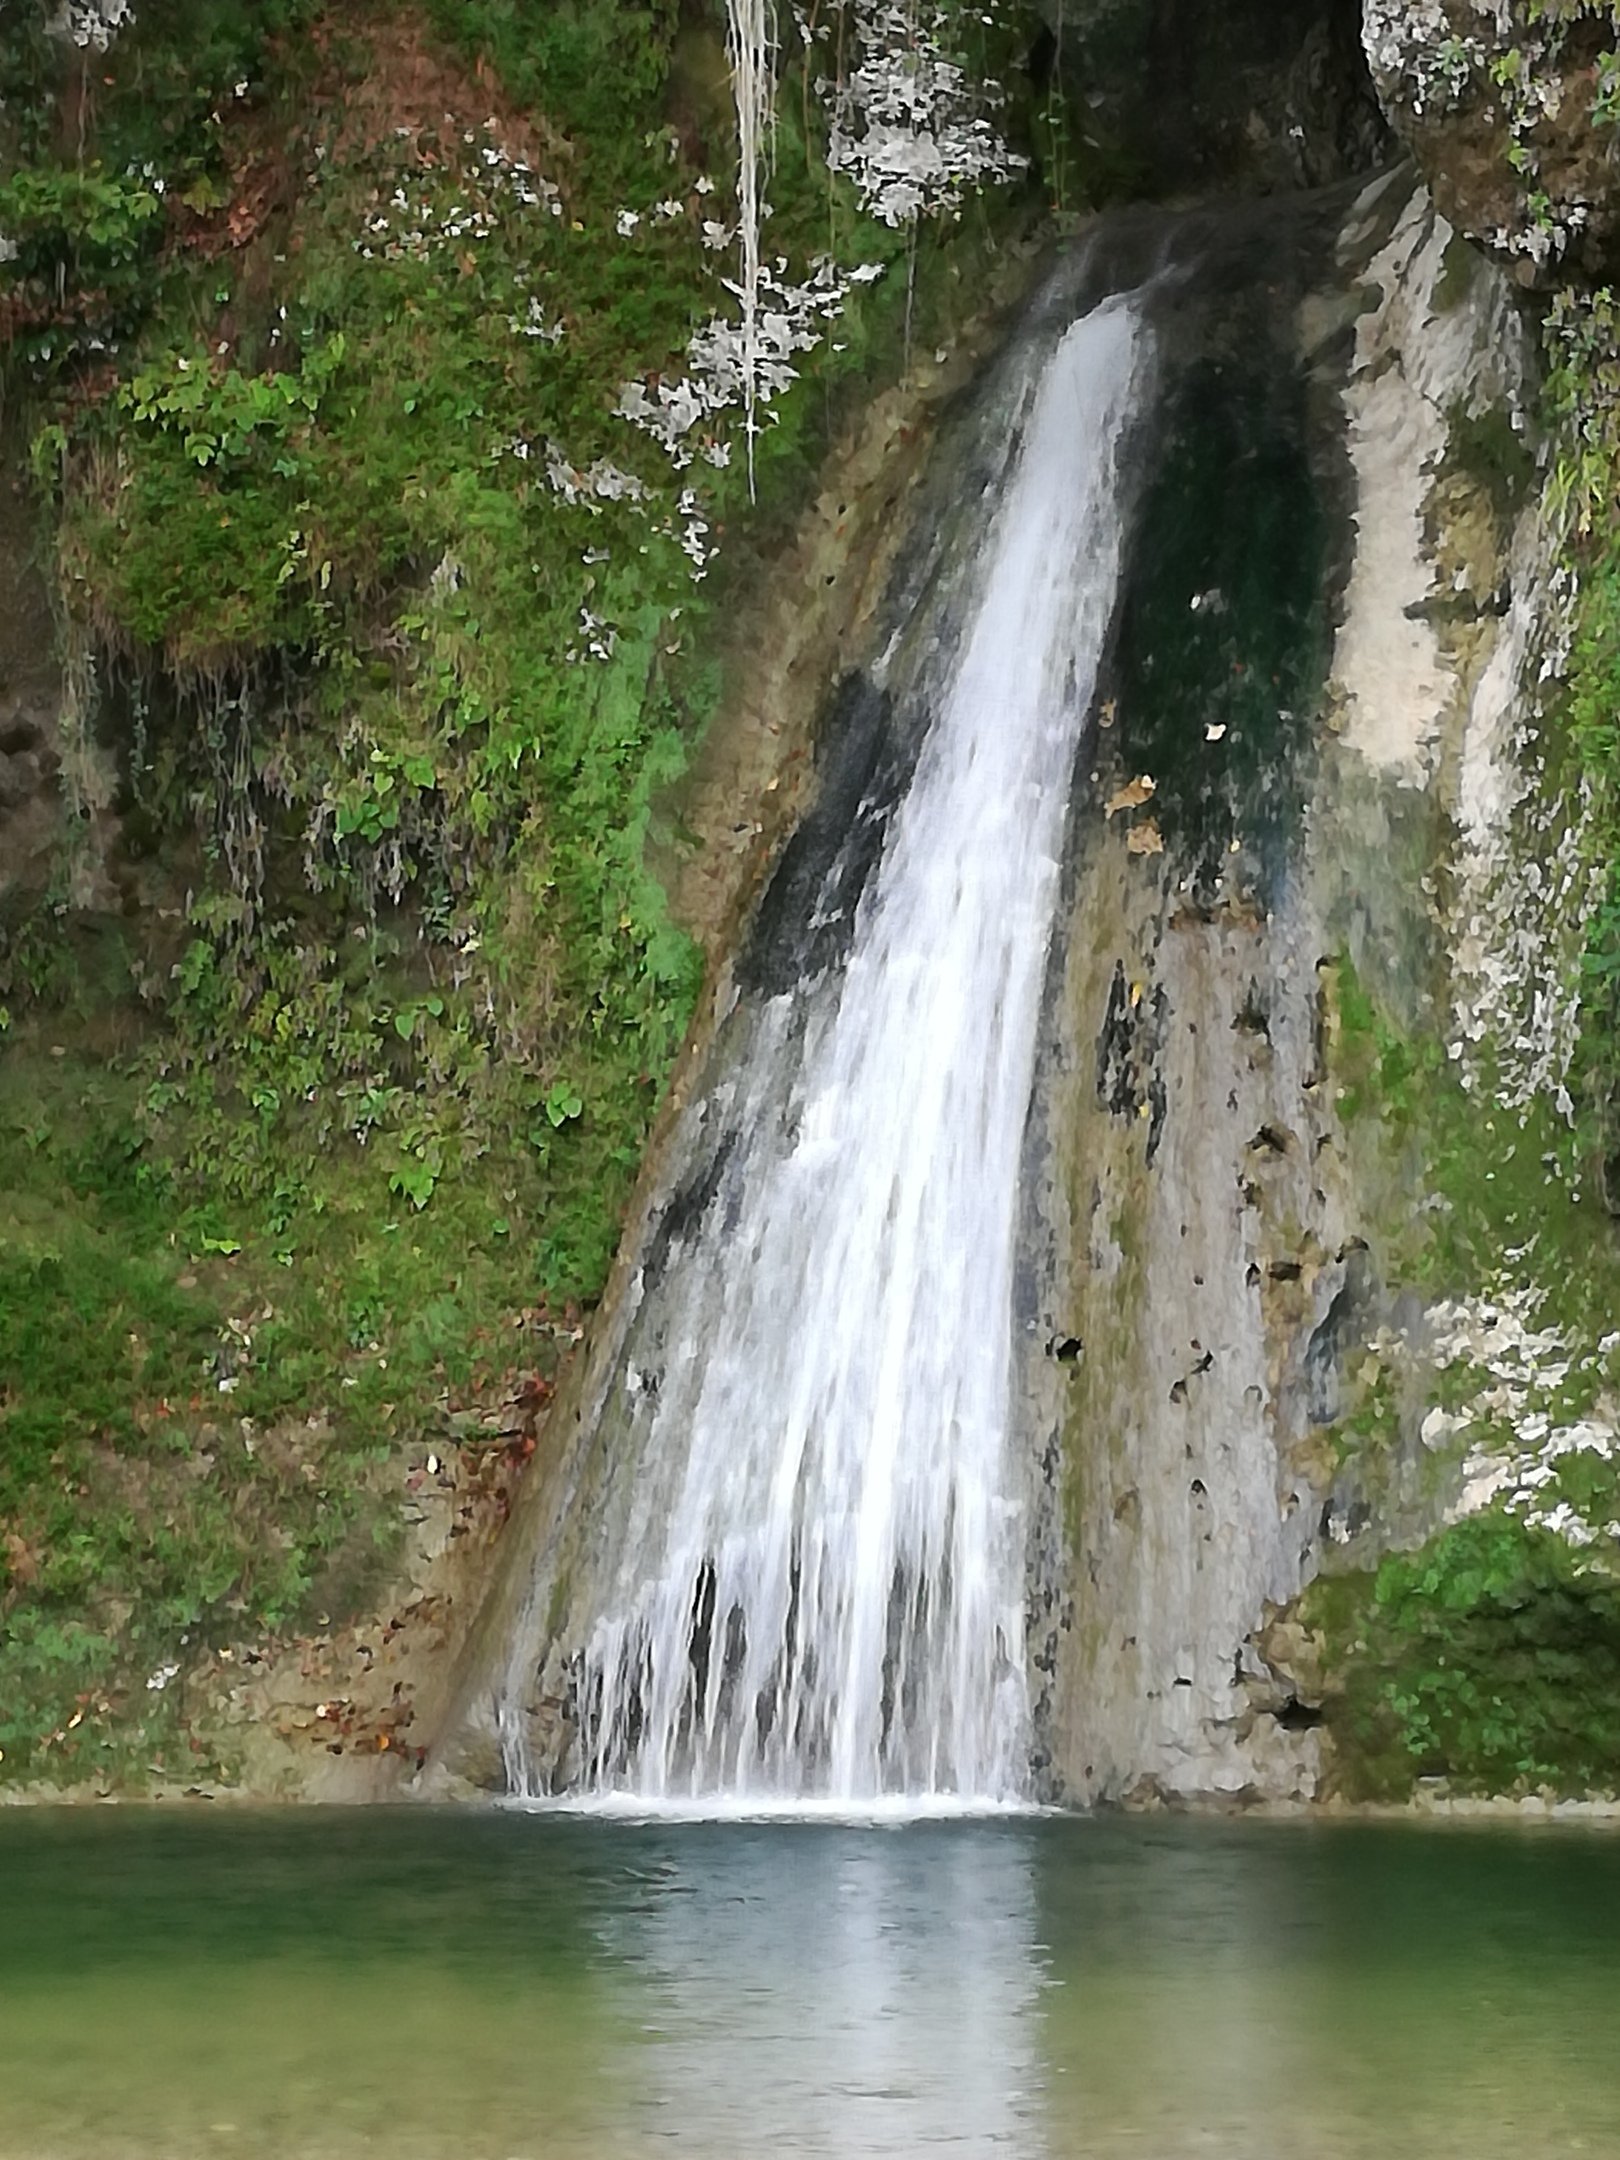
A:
[[312, 11, 575, 194], [153, 6, 577, 352]]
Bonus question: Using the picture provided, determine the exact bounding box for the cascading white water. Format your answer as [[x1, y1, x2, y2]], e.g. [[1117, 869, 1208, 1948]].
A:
[[570, 293, 1146, 1808]]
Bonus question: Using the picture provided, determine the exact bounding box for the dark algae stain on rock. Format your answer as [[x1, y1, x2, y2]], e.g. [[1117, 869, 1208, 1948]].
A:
[[739, 672, 901, 999], [1107, 297, 1341, 906]]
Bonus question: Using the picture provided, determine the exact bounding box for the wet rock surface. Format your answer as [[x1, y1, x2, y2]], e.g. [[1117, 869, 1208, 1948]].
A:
[[1021, 169, 1545, 1806], [1034, 0, 1389, 198]]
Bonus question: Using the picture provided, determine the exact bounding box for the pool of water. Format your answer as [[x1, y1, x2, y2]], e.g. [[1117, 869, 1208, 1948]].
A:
[[1, 1808, 1616, 2158]]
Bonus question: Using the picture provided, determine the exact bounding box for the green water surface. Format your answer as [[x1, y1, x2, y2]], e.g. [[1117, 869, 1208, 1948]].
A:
[[0, 1810, 1615, 2158]]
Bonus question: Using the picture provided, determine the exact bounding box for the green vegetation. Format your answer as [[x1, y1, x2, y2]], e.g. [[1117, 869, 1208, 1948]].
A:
[[1313, 243, 1620, 1798], [1311, 945, 1620, 1797], [0, 1048, 397, 1779], [1309, 1518, 1620, 1799], [0, 0, 1035, 1781], [1304, 287, 1620, 1786], [1330, 954, 1617, 1330]]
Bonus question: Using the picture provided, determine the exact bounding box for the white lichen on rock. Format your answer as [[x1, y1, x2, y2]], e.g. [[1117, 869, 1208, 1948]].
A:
[[1446, 555, 1599, 1112], [1363, 0, 1619, 273], [1421, 1291, 1620, 1548], [1442, 404, 1598, 1115], [1363, 0, 1484, 118], [49, 0, 134, 50], [614, 256, 884, 470], [1331, 176, 1595, 1108], [817, 0, 1026, 226], [525, 1, 1025, 641]]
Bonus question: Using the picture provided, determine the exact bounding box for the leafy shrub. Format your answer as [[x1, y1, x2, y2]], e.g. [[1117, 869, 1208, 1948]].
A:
[[1319, 1514, 1620, 1796]]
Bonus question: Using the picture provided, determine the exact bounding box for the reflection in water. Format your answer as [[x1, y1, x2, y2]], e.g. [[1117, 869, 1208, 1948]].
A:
[[606, 1827, 1045, 2157], [0, 1811, 1617, 2159]]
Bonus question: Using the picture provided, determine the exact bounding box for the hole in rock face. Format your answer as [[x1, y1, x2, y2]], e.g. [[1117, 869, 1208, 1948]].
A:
[[1234, 983, 1272, 1039], [1275, 1697, 1326, 1732], [1026, 20, 1057, 93]]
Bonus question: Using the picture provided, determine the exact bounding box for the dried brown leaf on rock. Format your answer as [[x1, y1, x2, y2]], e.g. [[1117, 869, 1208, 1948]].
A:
[[1105, 775, 1156, 818]]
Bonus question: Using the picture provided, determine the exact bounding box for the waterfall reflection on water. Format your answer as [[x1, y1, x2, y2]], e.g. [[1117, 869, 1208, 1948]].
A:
[[603, 1825, 1046, 2157], [2, 1811, 1619, 2159]]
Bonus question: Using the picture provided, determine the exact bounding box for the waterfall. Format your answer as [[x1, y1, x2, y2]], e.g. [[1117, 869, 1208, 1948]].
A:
[[553, 290, 1146, 1810]]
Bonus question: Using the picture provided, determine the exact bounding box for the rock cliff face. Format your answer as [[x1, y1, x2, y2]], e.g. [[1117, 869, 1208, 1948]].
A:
[[0, 422, 66, 906], [1363, 0, 1620, 286], [430, 10, 1620, 1808], [1023, 169, 1549, 1804], [1034, 0, 1388, 197]]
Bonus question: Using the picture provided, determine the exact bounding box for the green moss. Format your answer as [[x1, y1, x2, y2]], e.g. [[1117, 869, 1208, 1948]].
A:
[[0, 1046, 374, 1777], [0, 0, 1035, 1785], [1327, 1358, 1402, 1469], [1308, 1513, 1620, 1800], [1307, 944, 1620, 1797], [1445, 401, 1537, 521], [1328, 952, 1620, 1340]]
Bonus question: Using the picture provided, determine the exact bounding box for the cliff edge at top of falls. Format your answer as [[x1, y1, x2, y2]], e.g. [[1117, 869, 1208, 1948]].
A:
[[1031, 0, 1391, 196], [1364, 0, 1620, 288]]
